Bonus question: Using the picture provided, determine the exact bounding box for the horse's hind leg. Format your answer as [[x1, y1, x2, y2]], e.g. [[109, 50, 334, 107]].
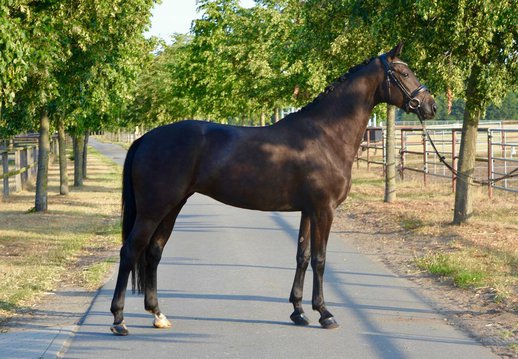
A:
[[144, 200, 187, 329], [289, 213, 311, 325], [110, 218, 159, 335]]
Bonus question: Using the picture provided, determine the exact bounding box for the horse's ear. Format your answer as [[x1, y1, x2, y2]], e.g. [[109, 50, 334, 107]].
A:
[[387, 42, 404, 59]]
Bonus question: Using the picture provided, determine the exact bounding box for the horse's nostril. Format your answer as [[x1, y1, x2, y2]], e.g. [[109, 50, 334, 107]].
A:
[[432, 103, 437, 113]]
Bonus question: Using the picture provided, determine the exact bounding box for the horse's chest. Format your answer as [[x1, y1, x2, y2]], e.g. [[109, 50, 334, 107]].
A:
[[303, 166, 350, 202]]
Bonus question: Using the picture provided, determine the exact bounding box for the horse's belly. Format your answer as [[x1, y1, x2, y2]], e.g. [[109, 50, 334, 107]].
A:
[[196, 180, 298, 212]]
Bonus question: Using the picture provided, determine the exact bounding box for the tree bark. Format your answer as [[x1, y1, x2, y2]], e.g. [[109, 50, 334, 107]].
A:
[[35, 109, 50, 212], [384, 105, 396, 203], [82, 131, 89, 179], [453, 67, 482, 224], [57, 118, 69, 195], [73, 134, 85, 187]]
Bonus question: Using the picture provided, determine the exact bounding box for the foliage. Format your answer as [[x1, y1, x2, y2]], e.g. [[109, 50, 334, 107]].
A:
[[485, 92, 518, 122], [398, 94, 466, 122], [127, 0, 391, 126], [127, 35, 194, 126], [0, 0, 156, 138], [399, 92, 518, 123], [128, 0, 302, 125], [185, 0, 303, 122], [0, 1, 69, 137], [349, 0, 517, 100], [0, 1, 30, 109], [58, 0, 156, 134]]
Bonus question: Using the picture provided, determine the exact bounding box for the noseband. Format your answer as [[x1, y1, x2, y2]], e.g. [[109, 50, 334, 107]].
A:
[[380, 54, 429, 116]]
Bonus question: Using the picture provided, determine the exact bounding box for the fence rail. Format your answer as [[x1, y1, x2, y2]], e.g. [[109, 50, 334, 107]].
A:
[[1, 143, 38, 199], [357, 125, 518, 197], [1, 134, 58, 199]]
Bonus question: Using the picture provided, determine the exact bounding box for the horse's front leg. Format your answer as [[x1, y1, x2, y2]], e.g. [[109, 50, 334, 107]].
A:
[[289, 213, 311, 325], [310, 208, 339, 329]]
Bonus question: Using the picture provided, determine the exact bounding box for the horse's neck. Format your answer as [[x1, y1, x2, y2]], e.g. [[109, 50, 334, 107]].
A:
[[307, 69, 383, 150]]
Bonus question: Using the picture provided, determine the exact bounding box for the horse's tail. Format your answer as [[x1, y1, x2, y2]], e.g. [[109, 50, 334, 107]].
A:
[[121, 136, 143, 294]]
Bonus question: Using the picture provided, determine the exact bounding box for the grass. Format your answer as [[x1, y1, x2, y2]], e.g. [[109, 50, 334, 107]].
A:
[[0, 146, 122, 325], [415, 252, 487, 289]]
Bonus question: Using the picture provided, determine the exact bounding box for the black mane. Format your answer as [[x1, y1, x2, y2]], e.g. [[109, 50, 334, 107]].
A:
[[297, 57, 377, 114]]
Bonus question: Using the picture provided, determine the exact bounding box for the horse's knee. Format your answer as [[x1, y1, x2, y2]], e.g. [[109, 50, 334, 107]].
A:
[[145, 243, 163, 264], [119, 245, 138, 267], [296, 254, 310, 269], [310, 256, 326, 273]]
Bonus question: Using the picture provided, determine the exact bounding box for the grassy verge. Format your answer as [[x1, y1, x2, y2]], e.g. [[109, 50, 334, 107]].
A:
[[338, 166, 517, 307], [0, 147, 122, 325]]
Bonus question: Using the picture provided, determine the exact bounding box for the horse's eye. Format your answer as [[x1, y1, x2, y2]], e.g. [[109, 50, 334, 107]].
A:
[[402, 72, 409, 78]]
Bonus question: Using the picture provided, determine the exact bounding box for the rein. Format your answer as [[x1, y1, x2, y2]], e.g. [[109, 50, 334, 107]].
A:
[[379, 54, 518, 187]]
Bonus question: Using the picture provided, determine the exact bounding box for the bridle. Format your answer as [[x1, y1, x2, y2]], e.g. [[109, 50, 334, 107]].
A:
[[379, 54, 430, 117]]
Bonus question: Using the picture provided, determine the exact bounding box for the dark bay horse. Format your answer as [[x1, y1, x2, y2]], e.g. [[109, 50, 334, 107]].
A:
[[110, 43, 436, 335]]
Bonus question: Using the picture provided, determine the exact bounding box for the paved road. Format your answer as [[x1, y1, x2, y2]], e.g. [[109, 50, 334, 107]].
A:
[[61, 138, 498, 359]]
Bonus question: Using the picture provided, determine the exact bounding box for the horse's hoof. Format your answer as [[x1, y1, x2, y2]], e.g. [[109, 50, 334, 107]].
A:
[[110, 321, 129, 336], [290, 311, 310, 326], [153, 313, 172, 329], [319, 316, 339, 329]]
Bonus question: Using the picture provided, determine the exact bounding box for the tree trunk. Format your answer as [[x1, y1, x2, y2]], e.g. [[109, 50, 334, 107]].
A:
[[384, 105, 396, 203], [73, 134, 85, 187], [35, 109, 50, 212], [82, 131, 89, 179], [57, 118, 69, 195], [453, 67, 482, 224]]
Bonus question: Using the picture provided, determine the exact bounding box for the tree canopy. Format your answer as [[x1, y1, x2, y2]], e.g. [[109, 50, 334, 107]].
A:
[[0, 0, 157, 138], [2, 0, 516, 218]]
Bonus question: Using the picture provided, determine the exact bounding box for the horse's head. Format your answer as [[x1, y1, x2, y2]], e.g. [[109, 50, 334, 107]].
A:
[[379, 43, 436, 120]]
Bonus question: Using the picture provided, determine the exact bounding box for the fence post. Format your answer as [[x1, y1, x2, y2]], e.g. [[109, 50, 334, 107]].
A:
[[20, 147, 28, 189], [382, 126, 386, 177], [422, 131, 428, 186], [30, 145, 38, 180], [2, 151, 9, 199], [451, 128, 457, 192], [400, 130, 406, 180], [356, 145, 360, 169], [366, 130, 371, 171], [487, 130, 493, 198], [14, 148, 22, 192], [502, 130, 508, 189]]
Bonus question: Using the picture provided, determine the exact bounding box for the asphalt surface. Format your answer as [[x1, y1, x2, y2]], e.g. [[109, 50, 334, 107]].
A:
[[0, 138, 499, 358]]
